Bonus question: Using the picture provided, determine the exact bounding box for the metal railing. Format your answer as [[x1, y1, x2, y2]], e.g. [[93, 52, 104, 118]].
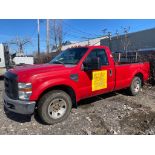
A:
[[113, 52, 138, 63]]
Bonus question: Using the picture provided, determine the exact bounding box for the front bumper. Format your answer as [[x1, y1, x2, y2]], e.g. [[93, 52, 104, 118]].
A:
[[3, 92, 36, 115]]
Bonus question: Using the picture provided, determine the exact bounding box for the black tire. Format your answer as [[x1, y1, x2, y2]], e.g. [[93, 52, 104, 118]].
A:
[[38, 90, 72, 125], [128, 76, 142, 96]]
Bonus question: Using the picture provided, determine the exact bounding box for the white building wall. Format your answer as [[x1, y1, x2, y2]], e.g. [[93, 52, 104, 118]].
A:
[[13, 57, 34, 65], [0, 44, 5, 68], [51, 36, 107, 52]]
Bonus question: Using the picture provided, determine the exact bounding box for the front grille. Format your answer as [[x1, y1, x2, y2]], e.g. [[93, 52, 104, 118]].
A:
[[4, 72, 18, 99]]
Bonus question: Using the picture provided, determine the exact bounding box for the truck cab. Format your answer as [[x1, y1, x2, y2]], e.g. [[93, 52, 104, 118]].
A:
[[3, 46, 150, 124]]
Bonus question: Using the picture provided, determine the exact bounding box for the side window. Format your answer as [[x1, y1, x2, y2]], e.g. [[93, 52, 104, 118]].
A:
[[96, 49, 109, 65], [85, 51, 97, 63], [85, 49, 109, 66]]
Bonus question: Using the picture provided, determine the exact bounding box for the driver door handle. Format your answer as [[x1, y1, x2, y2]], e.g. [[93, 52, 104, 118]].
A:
[[109, 69, 112, 76]]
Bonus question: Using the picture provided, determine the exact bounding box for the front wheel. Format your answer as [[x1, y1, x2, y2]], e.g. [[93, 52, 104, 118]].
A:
[[128, 76, 142, 96], [38, 90, 72, 125]]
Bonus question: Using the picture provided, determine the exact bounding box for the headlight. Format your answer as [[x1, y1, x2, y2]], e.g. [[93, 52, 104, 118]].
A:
[[18, 83, 32, 100]]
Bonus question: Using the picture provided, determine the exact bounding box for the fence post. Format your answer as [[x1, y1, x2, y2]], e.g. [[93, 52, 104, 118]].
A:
[[118, 53, 121, 62], [136, 52, 138, 62]]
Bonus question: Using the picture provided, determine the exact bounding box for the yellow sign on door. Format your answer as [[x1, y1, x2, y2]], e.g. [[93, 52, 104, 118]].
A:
[[92, 70, 107, 91]]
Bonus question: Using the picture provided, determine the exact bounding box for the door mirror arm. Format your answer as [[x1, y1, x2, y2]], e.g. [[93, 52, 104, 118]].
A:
[[82, 57, 102, 71]]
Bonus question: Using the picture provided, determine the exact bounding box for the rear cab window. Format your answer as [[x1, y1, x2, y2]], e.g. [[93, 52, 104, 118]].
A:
[[85, 48, 109, 66]]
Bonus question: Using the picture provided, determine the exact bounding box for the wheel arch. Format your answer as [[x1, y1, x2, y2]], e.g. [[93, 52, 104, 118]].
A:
[[36, 84, 77, 108], [134, 72, 144, 85]]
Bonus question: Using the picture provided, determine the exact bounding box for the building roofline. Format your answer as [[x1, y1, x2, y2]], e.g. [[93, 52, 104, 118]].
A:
[[107, 27, 155, 40]]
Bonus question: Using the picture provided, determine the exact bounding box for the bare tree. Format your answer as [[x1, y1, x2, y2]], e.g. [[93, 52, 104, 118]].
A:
[[57, 20, 63, 49], [120, 27, 131, 53], [50, 19, 63, 51], [115, 30, 120, 52], [9, 36, 31, 56]]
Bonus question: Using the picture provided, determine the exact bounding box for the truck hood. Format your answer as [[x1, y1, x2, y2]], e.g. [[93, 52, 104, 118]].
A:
[[9, 64, 75, 79]]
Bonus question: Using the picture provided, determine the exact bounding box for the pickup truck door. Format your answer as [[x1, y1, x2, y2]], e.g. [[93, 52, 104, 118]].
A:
[[79, 48, 115, 99]]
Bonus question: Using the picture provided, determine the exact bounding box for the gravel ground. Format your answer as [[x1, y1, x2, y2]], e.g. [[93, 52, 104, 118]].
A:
[[1, 78, 155, 135]]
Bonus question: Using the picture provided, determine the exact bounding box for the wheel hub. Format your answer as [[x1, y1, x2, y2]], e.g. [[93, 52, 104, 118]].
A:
[[48, 98, 67, 119], [52, 103, 61, 112], [134, 80, 140, 93]]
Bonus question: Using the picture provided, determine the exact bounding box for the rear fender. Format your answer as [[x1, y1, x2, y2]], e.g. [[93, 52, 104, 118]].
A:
[[131, 68, 149, 84]]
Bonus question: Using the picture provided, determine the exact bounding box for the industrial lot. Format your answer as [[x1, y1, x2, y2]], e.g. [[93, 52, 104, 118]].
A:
[[1, 79, 155, 134], [0, 19, 155, 134]]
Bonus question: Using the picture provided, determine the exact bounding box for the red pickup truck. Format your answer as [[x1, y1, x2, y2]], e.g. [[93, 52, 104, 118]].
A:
[[3, 46, 150, 124]]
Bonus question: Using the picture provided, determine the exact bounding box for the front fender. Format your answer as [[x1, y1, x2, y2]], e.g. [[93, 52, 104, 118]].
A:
[[30, 78, 80, 101]]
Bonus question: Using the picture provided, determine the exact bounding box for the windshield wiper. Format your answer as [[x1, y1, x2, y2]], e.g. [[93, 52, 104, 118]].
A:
[[52, 60, 64, 64], [64, 63, 76, 65]]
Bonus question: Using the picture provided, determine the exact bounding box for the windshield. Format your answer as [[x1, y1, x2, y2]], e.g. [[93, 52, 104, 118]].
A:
[[49, 47, 88, 65]]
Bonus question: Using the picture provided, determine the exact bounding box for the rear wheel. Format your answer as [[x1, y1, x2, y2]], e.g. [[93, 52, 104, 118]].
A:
[[38, 90, 72, 125], [128, 76, 142, 96]]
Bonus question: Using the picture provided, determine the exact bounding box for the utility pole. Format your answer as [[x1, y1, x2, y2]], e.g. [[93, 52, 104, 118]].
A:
[[81, 37, 90, 45], [115, 30, 119, 52], [88, 38, 90, 45], [46, 19, 50, 53], [108, 32, 112, 50], [116, 30, 119, 39], [37, 19, 40, 55]]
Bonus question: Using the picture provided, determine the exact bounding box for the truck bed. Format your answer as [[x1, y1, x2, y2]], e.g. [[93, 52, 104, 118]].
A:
[[114, 62, 150, 90], [113, 51, 155, 82]]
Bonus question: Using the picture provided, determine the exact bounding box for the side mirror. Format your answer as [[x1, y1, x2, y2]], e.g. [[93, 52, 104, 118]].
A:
[[83, 57, 102, 71]]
